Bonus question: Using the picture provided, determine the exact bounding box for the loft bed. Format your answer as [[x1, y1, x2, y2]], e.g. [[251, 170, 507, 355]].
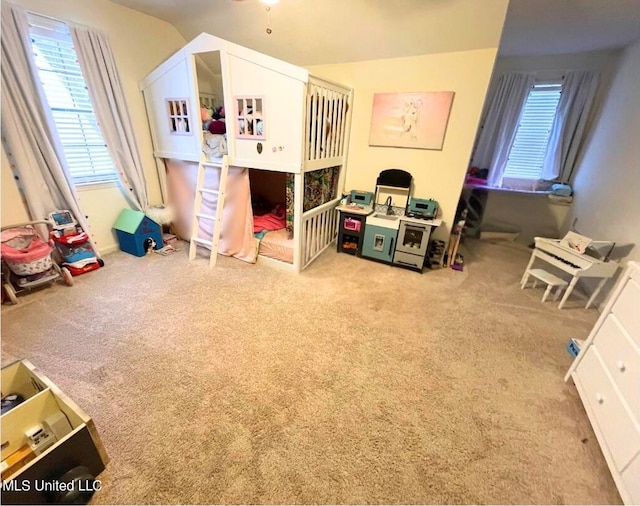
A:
[[139, 33, 353, 272], [164, 161, 341, 268]]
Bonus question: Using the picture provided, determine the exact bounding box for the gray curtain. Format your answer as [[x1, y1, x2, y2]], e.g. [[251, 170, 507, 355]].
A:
[[541, 70, 599, 182], [70, 26, 149, 211], [472, 72, 536, 187], [0, 3, 99, 254]]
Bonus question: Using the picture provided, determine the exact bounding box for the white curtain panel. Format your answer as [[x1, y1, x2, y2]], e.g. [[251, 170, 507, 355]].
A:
[[1, 4, 99, 254], [472, 72, 535, 187], [70, 26, 149, 211], [541, 70, 599, 182]]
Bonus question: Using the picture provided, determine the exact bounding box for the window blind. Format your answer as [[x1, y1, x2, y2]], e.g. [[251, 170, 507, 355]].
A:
[[503, 83, 562, 180], [27, 13, 117, 186]]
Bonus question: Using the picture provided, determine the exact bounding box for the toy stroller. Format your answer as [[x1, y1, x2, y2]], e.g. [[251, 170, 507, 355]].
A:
[[1, 220, 73, 305]]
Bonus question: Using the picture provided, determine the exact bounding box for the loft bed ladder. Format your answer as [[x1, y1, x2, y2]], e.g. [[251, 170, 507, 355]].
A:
[[188, 155, 230, 268]]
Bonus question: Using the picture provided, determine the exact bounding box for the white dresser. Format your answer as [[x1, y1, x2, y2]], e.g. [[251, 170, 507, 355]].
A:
[[566, 261, 640, 504]]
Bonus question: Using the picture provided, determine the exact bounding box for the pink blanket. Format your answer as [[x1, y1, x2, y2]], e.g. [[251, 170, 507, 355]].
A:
[[165, 159, 257, 263], [253, 205, 286, 233]]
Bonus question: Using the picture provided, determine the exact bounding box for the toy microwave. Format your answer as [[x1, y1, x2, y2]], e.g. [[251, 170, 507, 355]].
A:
[[407, 198, 438, 219], [349, 190, 374, 206]]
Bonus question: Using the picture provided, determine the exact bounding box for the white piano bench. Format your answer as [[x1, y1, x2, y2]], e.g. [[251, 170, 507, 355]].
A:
[[521, 268, 568, 303]]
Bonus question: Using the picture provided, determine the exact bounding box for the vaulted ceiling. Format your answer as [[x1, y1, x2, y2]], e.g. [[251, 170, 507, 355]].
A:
[[109, 0, 509, 65], [500, 0, 640, 56], [110, 0, 640, 65]]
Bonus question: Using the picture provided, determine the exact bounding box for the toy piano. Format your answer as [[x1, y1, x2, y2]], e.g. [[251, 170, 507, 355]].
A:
[[521, 236, 619, 309]]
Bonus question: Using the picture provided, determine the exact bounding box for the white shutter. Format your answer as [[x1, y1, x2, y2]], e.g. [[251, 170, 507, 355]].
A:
[[27, 13, 118, 186], [504, 83, 562, 180]]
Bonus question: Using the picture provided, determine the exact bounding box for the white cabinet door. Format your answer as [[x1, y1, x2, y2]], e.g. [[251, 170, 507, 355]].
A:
[[612, 279, 640, 348], [593, 315, 640, 422], [622, 454, 640, 505], [576, 347, 640, 471]]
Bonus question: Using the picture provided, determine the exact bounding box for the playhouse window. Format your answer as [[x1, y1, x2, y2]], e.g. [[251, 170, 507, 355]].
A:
[[235, 96, 265, 140], [167, 99, 191, 135]]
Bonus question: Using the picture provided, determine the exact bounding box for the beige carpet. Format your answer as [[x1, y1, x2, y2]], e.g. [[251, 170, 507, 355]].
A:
[[1, 240, 621, 504]]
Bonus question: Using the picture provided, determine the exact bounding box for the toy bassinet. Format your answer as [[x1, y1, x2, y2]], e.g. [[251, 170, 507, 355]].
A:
[[1, 226, 53, 276]]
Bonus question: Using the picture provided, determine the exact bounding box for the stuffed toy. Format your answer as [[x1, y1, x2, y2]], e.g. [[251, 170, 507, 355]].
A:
[[202, 131, 228, 160], [208, 119, 226, 135], [144, 238, 157, 254], [200, 107, 212, 122], [201, 107, 214, 132], [211, 106, 225, 121]]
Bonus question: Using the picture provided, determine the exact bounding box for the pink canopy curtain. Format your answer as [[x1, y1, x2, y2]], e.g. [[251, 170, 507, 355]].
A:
[[165, 160, 257, 263]]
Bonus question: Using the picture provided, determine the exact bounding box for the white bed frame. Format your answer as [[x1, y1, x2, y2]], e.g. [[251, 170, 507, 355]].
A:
[[139, 33, 352, 272], [198, 92, 216, 109]]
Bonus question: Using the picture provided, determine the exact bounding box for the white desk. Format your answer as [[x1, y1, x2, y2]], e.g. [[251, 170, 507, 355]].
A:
[[522, 237, 619, 309]]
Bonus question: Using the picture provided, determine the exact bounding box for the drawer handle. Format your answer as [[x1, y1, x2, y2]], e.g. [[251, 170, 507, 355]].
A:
[[595, 393, 604, 405], [616, 360, 626, 372]]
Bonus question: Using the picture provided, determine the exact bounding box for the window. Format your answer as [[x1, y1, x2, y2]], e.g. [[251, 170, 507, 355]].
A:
[[235, 96, 265, 139], [27, 13, 117, 186], [503, 83, 562, 181], [166, 99, 191, 134]]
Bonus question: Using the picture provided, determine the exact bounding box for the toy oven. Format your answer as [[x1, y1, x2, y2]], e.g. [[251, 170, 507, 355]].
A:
[[396, 221, 430, 257]]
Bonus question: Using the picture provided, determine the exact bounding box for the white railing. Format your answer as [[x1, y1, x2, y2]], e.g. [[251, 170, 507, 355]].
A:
[[306, 78, 350, 166], [199, 92, 216, 109], [301, 198, 340, 269]]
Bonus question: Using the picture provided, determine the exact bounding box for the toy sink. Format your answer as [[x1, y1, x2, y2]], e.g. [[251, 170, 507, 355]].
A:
[[367, 213, 400, 230]]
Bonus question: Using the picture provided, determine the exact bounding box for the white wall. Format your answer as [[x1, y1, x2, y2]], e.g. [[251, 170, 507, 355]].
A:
[[308, 48, 501, 241], [475, 49, 622, 244], [1, 0, 187, 252], [481, 192, 572, 245], [571, 38, 640, 267], [493, 49, 621, 81]]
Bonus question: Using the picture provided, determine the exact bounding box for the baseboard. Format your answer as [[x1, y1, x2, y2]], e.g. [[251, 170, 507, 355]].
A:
[[98, 244, 119, 256], [257, 254, 295, 271]]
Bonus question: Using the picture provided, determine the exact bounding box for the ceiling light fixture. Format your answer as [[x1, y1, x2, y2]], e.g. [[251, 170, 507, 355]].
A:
[[260, 0, 279, 35], [231, 0, 279, 34]]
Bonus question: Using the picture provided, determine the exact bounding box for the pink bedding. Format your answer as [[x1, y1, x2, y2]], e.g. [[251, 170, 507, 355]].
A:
[[253, 205, 286, 233], [259, 229, 293, 264], [165, 159, 257, 263]]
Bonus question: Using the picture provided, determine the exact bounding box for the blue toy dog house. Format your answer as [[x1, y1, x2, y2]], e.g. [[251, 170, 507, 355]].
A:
[[112, 209, 163, 257]]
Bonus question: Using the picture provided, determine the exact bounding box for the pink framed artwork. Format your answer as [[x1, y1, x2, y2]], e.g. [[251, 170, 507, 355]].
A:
[[368, 91, 455, 150]]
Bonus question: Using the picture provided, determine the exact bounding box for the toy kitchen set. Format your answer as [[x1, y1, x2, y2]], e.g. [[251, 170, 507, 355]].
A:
[[337, 169, 443, 272]]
